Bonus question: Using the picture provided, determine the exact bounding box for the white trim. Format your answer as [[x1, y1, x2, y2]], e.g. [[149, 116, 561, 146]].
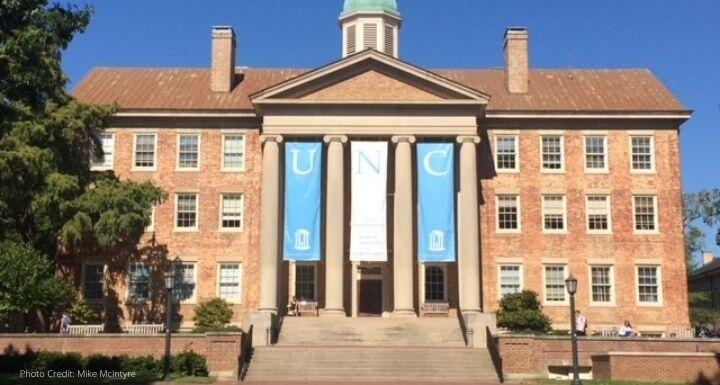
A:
[[629, 135, 656, 174], [498, 263, 524, 299], [175, 133, 201, 171], [218, 193, 245, 232], [217, 262, 243, 304], [583, 135, 609, 173], [221, 134, 247, 172], [174, 193, 199, 232], [172, 261, 198, 304], [116, 111, 256, 118], [540, 134, 565, 173], [585, 195, 613, 234], [588, 264, 616, 307], [485, 113, 691, 119], [635, 264, 663, 307], [423, 263, 448, 302], [495, 194, 522, 234], [632, 195, 660, 234], [131, 133, 158, 171], [494, 134, 520, 173], [542, 263, 569, 306], [80, 261, 107, 304], [145, 205, 156, 233], [541, 194, 567, 234], [90, 133, 115, 171]]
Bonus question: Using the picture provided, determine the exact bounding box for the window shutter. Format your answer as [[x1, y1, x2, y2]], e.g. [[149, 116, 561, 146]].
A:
[[384, 25, 395, 55], [346, 25, 356, 55], [363, 23, 377, 50]]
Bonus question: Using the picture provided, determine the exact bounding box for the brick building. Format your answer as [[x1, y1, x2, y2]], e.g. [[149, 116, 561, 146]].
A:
[[70, 0, 691, 334]]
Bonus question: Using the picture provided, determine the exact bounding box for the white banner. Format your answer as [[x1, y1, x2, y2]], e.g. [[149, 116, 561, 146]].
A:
[[350, 141, 388, 262]]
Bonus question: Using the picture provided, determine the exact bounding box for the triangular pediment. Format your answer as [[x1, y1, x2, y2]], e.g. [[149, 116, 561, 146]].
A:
[[251, 50, 490, 107]]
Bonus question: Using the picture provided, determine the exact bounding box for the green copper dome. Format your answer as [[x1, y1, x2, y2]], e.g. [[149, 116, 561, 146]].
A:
[[342, 0, 399, 16]]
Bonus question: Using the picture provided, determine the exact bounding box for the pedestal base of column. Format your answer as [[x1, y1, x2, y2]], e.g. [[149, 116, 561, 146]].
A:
[[242, 311, 275, 347], [321, 309, 347, 317], [391, 309, 417, 317]]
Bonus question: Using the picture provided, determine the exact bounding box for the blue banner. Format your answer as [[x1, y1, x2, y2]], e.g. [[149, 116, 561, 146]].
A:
[[417, 143, 456, 262], [284, 142, 322, 261]]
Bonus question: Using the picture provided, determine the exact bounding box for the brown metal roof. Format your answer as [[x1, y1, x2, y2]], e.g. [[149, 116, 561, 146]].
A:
[[72, 67, 687, 113]]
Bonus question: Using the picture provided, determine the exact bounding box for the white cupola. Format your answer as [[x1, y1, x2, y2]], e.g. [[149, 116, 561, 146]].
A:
[[340, 0, 402, 58]]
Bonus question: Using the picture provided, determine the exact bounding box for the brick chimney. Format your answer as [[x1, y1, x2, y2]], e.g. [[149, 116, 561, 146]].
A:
[[504, 27, 529, 94], [211, 26, 236, 93], [703, 251, 716, 266]]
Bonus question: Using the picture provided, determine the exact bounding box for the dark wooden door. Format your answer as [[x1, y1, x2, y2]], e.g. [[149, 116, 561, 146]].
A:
[[359, 279, 382, 316]]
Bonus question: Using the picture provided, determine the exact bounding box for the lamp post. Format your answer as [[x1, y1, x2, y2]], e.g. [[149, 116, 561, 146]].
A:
[[163, 271, 175, 380], [565, 275, 582, 385]]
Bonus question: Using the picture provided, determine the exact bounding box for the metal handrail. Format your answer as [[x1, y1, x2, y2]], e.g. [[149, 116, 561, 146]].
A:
[[238, 324, 253, 381]]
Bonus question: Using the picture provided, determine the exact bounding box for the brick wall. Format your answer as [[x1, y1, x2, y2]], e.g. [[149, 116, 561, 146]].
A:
[[0, 333, 242, 378], [497, 334, 720, 381], [592, 352, 720, 384]]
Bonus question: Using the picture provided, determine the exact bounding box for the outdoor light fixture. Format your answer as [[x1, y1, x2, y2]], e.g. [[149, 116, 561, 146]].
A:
[[163, 271, 175, 380], [565, 275, 582, 385]]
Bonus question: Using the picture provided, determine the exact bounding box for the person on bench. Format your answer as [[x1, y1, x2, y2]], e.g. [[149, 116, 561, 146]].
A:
[[287, 296, 298, 316]]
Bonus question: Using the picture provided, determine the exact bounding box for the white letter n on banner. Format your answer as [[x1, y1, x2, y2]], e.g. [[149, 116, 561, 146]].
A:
[[357, 150, 381, 174]]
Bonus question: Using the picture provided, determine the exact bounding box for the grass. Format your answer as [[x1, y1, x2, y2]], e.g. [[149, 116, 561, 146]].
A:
[[530, 379, 689, 385], [0, 372, 215, 385]]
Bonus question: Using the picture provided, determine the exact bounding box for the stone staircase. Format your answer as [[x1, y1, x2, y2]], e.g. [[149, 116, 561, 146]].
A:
[[243, 316, 499, 382]]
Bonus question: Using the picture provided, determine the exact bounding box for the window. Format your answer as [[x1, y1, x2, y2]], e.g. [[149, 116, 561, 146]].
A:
[[541, 135, 564, 171], [128, 262, 150, 301], [218, 263, 242, 301], [177, 134, 200, 169], [544, 265, 567, 303], [222, 135, 246, 170], [83, 263, 105, 301], [499, 264, 522, 296], [633, 196, 658, 232], [91, 133, 114, 170], [295, 264, 316, 301], [145, 206, 155, 232], [631, 136, 654, 171], [497, 195, 520, 232], [220, 194, 244, 230], [425, 265, 446, 302], [134, 134, 157, 169], [584, 136, 607, 171], [173, 262, 196, 302], [542, 195, 566, 232], [590, 266, 613, 304], [586, 196, 611, 233], [637, 266, 661, 304], [175, 194, 198, 230], [495, 135, 518, 171]]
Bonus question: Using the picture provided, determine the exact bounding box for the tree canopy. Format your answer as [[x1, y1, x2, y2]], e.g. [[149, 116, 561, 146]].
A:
[[684, 189, 720, 271]]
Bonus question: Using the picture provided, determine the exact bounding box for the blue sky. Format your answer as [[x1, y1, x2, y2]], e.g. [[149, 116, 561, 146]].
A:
[[62, 1, 720, 257]]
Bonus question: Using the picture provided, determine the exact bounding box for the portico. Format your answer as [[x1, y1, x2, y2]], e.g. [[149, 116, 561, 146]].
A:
[[251, 50, 489, 318]]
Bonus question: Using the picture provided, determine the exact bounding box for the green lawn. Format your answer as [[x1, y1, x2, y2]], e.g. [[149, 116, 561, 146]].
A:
[[531, 379, 691, 385], [0, 373, 214, 385]]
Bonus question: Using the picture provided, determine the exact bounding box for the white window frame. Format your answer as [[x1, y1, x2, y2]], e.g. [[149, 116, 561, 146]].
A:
[[176, 134, 201, 171], [629, 135, 656, 173], [583, 135, 609, 173], [635, 264, 663, 306], [496, 195, 522, 233], [81, 262, 107, 304], [217, 262, 243, 304], [541, 195, 567, 234], [494, 135, 519, 173], [221, 134, 247, 172], [145, 205, 156, 233], [127, 262, 151, 303], [540, 135, 565, 173], [219, 193, 244, 232], [542, 264, 569, 306], [585, 195, 612, 234], [632, 195, 660, 234], [90, 133, 115, 171], [172, 261, 198, 304], [294, 262, 317, 302], [174, 193, 199, 232], [498, 263, 523, 299], [588, 264, 616, 307], [132, 133, 158, 171], [424, 263, 448, 302]]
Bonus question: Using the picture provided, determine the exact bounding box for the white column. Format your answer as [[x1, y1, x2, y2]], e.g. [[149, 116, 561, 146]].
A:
[[259, 135, 283, 313], [323, 135, 348, 315], [457, 135, 482, 314], [391, 135, 416, 316]]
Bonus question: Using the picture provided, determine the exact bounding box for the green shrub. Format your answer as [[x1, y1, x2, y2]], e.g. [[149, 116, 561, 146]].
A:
[[497, 290, 552, 333], [0, 351, 36, 373], [85, 354, 122, 372], [28, 352, 83, 372], [119, 355, 162, 376], [193, 298, 233, 328], [67, 299, 101, 325], [192, 325, 242, 334], [172, 351, 208, 377]]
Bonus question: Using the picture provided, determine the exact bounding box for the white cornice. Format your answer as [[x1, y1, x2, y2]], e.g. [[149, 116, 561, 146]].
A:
[[485, 112, 692, 120]]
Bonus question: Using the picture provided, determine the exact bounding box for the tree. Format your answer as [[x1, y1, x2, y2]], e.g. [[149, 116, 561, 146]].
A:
[[684, 189, 720, 272], [0, 1, 166, 330], [496, 290, 552, 333]]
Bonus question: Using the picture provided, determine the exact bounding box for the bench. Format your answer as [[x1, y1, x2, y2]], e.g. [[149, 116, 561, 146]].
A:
[[595, 327, 618, 337], [297, 301, 319, 317], [65, 325, 104, 335], [124, 324, 164, 334], [421, 302, 449, 317], [668, 328, 693, 339]]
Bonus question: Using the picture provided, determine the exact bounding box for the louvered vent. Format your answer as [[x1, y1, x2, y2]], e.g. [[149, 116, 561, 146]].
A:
[[363, 23, 377, 50], [346, 25, 356, 55], [384, 24, 395, 55]]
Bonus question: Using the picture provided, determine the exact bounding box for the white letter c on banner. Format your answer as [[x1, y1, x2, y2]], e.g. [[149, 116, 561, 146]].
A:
[[423, 150, 450, 176]]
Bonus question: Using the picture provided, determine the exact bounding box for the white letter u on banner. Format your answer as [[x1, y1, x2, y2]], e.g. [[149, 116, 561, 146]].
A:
[[290, 148, 317, 175]]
